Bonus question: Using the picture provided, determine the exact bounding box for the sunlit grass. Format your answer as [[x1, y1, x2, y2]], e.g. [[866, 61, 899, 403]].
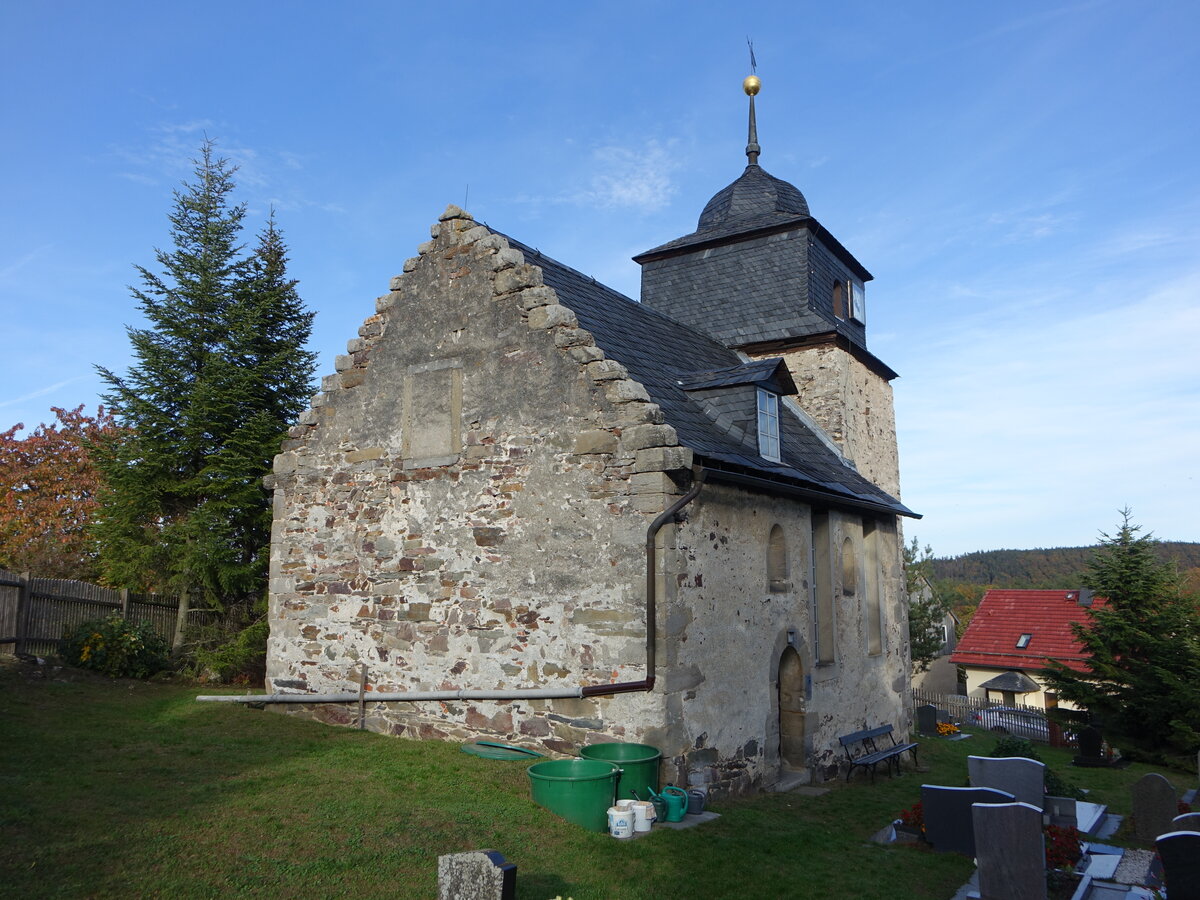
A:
[[0, 662, 1190, 899]]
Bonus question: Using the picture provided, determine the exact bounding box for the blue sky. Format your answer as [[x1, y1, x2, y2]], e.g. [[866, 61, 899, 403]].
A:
[[2, 1, 1197, 556]]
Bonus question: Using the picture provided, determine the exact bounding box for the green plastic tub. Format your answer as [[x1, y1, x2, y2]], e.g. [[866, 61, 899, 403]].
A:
[[579, 742, 662, 801], [526, 758, 619, 832]]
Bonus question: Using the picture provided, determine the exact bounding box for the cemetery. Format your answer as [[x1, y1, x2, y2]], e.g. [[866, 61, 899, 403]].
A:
[[883, 708, 1199, 900]]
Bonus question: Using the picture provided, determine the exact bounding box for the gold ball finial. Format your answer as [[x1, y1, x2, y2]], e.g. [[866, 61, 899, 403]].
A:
[[743, 75, 761, 96]]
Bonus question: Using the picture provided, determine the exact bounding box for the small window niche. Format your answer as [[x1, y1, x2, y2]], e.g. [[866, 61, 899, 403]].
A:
[[768, 524, 790, 593], [840, 536, 857, 597], [757, 389, 781, 462]]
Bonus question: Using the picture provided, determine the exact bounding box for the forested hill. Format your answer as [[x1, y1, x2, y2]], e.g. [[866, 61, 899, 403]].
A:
[[930, 542, 1200, 588]]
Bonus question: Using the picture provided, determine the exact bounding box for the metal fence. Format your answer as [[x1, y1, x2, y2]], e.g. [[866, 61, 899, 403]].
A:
[[0, 569, 191, 657], [909, 687, 1075, 747]]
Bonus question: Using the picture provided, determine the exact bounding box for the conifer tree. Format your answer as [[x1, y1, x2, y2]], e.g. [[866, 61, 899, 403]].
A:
[[94, 141, 315, 614], [904, 538, 952, 673], [1042, 511, 1200, 758]]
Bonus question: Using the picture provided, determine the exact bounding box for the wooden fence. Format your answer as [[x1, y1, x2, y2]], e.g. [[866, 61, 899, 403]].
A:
[[0, 569, 202, 658]]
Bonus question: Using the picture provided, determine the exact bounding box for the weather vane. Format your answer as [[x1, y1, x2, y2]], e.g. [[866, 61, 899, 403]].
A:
[[744, 38, 761, 165]]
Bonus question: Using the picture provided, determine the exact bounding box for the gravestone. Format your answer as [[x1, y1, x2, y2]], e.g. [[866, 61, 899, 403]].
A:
[[1173, 812, 1200, 831], [1045, 795, 1077, 829], [968, 755, 1046, 809], [916, 704, 938, 736], [1073, 725, 1108, 767], [921, 784, 1015, 857], [937, 709, 951, 724], [437, 850, 517, 900], [1131, 773, 1177, 842], [1155, 831, 1200, 900], [973, 801, 1047, 900]]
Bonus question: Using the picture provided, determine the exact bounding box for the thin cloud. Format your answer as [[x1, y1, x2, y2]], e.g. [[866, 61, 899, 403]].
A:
[[0, 375, 94, 410], [576, 142, 679, 212], [899, 270, 1200, 553], [514, 140, 680, 213]]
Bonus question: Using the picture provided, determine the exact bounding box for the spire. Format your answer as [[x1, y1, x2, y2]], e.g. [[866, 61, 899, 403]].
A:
[[744, 40, 761, 166]]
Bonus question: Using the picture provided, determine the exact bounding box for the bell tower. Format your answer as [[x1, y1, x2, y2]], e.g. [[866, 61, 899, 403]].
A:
[[634, 73, 902, 497]]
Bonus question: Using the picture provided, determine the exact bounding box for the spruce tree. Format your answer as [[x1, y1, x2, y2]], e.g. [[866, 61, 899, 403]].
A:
[[1043, 511, 1200, 758], [94, 141, 315, 615]]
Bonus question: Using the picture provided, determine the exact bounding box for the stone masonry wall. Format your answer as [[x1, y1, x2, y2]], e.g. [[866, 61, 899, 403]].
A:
[[762, 345, 902, 499], [663, 484, 909, 792], [264, 206, 689, 753]]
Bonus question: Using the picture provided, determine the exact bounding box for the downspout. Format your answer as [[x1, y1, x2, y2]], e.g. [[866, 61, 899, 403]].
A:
[[582, 465, 707, 697], [198, 466, 707, 706]]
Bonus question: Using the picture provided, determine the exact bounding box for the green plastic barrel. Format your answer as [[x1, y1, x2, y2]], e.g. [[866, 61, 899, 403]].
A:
[[579, 742, 662, 801], [526, 758, 619, 832]]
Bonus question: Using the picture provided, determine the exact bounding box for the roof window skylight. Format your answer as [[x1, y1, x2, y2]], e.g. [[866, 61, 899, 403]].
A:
[[1016, 633, 1032, 649]]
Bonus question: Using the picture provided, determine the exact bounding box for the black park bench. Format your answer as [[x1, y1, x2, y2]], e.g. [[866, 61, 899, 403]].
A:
[[838, 724, 919, 783]]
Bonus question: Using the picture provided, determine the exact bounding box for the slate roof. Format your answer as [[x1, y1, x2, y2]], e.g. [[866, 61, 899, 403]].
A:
[[675, 358, 796, 394], [977, 670, 1042, 693], [504, 235, 915, 519], [950, 590, 1108, 674]]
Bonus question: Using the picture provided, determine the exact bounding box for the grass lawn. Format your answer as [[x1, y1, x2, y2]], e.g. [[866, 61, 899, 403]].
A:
[[0, 660, 1193, 899]]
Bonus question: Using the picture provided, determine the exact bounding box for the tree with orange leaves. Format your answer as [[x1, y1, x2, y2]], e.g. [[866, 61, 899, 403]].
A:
[[0, 406, 122, 580]]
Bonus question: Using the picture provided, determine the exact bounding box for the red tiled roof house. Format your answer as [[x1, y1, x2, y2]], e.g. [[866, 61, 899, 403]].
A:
[[950, 589, 1106, 710]]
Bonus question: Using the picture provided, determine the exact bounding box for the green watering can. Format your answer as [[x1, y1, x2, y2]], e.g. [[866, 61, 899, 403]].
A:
[[647, 784, 689, 822]]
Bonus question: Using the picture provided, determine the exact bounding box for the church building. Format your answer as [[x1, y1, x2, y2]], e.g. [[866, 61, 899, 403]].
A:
[[264, 74, 918, 792]]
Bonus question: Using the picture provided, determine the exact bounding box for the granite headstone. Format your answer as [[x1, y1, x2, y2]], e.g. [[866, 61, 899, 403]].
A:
[[1073, 725, 1108, 767], [921, 784, 1015, 857], [1132, 773, 1177, 842], [437, 850, 517, 900], [1155, 830, 1200, 900], [916, 704, 938, 736], [968, 755, 1046, 809], [973, 801, 1048, 900], [1172, 812, 1200, 831], [1045, 795, 1077, 829]]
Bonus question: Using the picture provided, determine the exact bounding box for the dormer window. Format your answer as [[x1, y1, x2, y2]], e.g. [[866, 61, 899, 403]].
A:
[[757, 389, 781, 462], [1016, 633, 1032, 649], [849, 279, 866, 323]]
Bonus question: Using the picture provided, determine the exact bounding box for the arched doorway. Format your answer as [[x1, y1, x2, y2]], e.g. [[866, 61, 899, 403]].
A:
[[778, 646, 806, 770]]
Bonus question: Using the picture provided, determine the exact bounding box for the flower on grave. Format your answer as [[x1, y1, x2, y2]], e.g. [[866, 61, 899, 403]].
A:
[[1178, 799, 1192, 815], [1044, 824, 1082, 871], [897, 801, 925, 834], [935, 721, 959, 736]]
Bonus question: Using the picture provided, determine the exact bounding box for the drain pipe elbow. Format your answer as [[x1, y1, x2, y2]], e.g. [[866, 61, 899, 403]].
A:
[[644, 466, 707, 685]]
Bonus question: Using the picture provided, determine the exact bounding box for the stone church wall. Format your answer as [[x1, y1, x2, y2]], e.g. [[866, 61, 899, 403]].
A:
[[768, 346, 902, 498], [264, 208, 686, 752], [654, 484, 909, 792]]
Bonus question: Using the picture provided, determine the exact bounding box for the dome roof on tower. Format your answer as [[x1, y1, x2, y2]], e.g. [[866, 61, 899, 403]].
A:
[[697, 164, 809, 229]]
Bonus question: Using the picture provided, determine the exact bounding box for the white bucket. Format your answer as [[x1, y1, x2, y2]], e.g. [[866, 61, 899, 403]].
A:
[[631, 800, 655, 832], [607, 805, 634, 839]]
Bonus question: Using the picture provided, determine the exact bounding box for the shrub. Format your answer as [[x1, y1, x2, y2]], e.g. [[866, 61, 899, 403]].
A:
[[61, 614, 170, 679], [192, 617, 269, 684]]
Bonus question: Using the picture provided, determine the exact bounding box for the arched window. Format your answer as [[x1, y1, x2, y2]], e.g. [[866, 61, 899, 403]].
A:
[[768, 524, 789, 592], [841, 536, 857, 596]]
